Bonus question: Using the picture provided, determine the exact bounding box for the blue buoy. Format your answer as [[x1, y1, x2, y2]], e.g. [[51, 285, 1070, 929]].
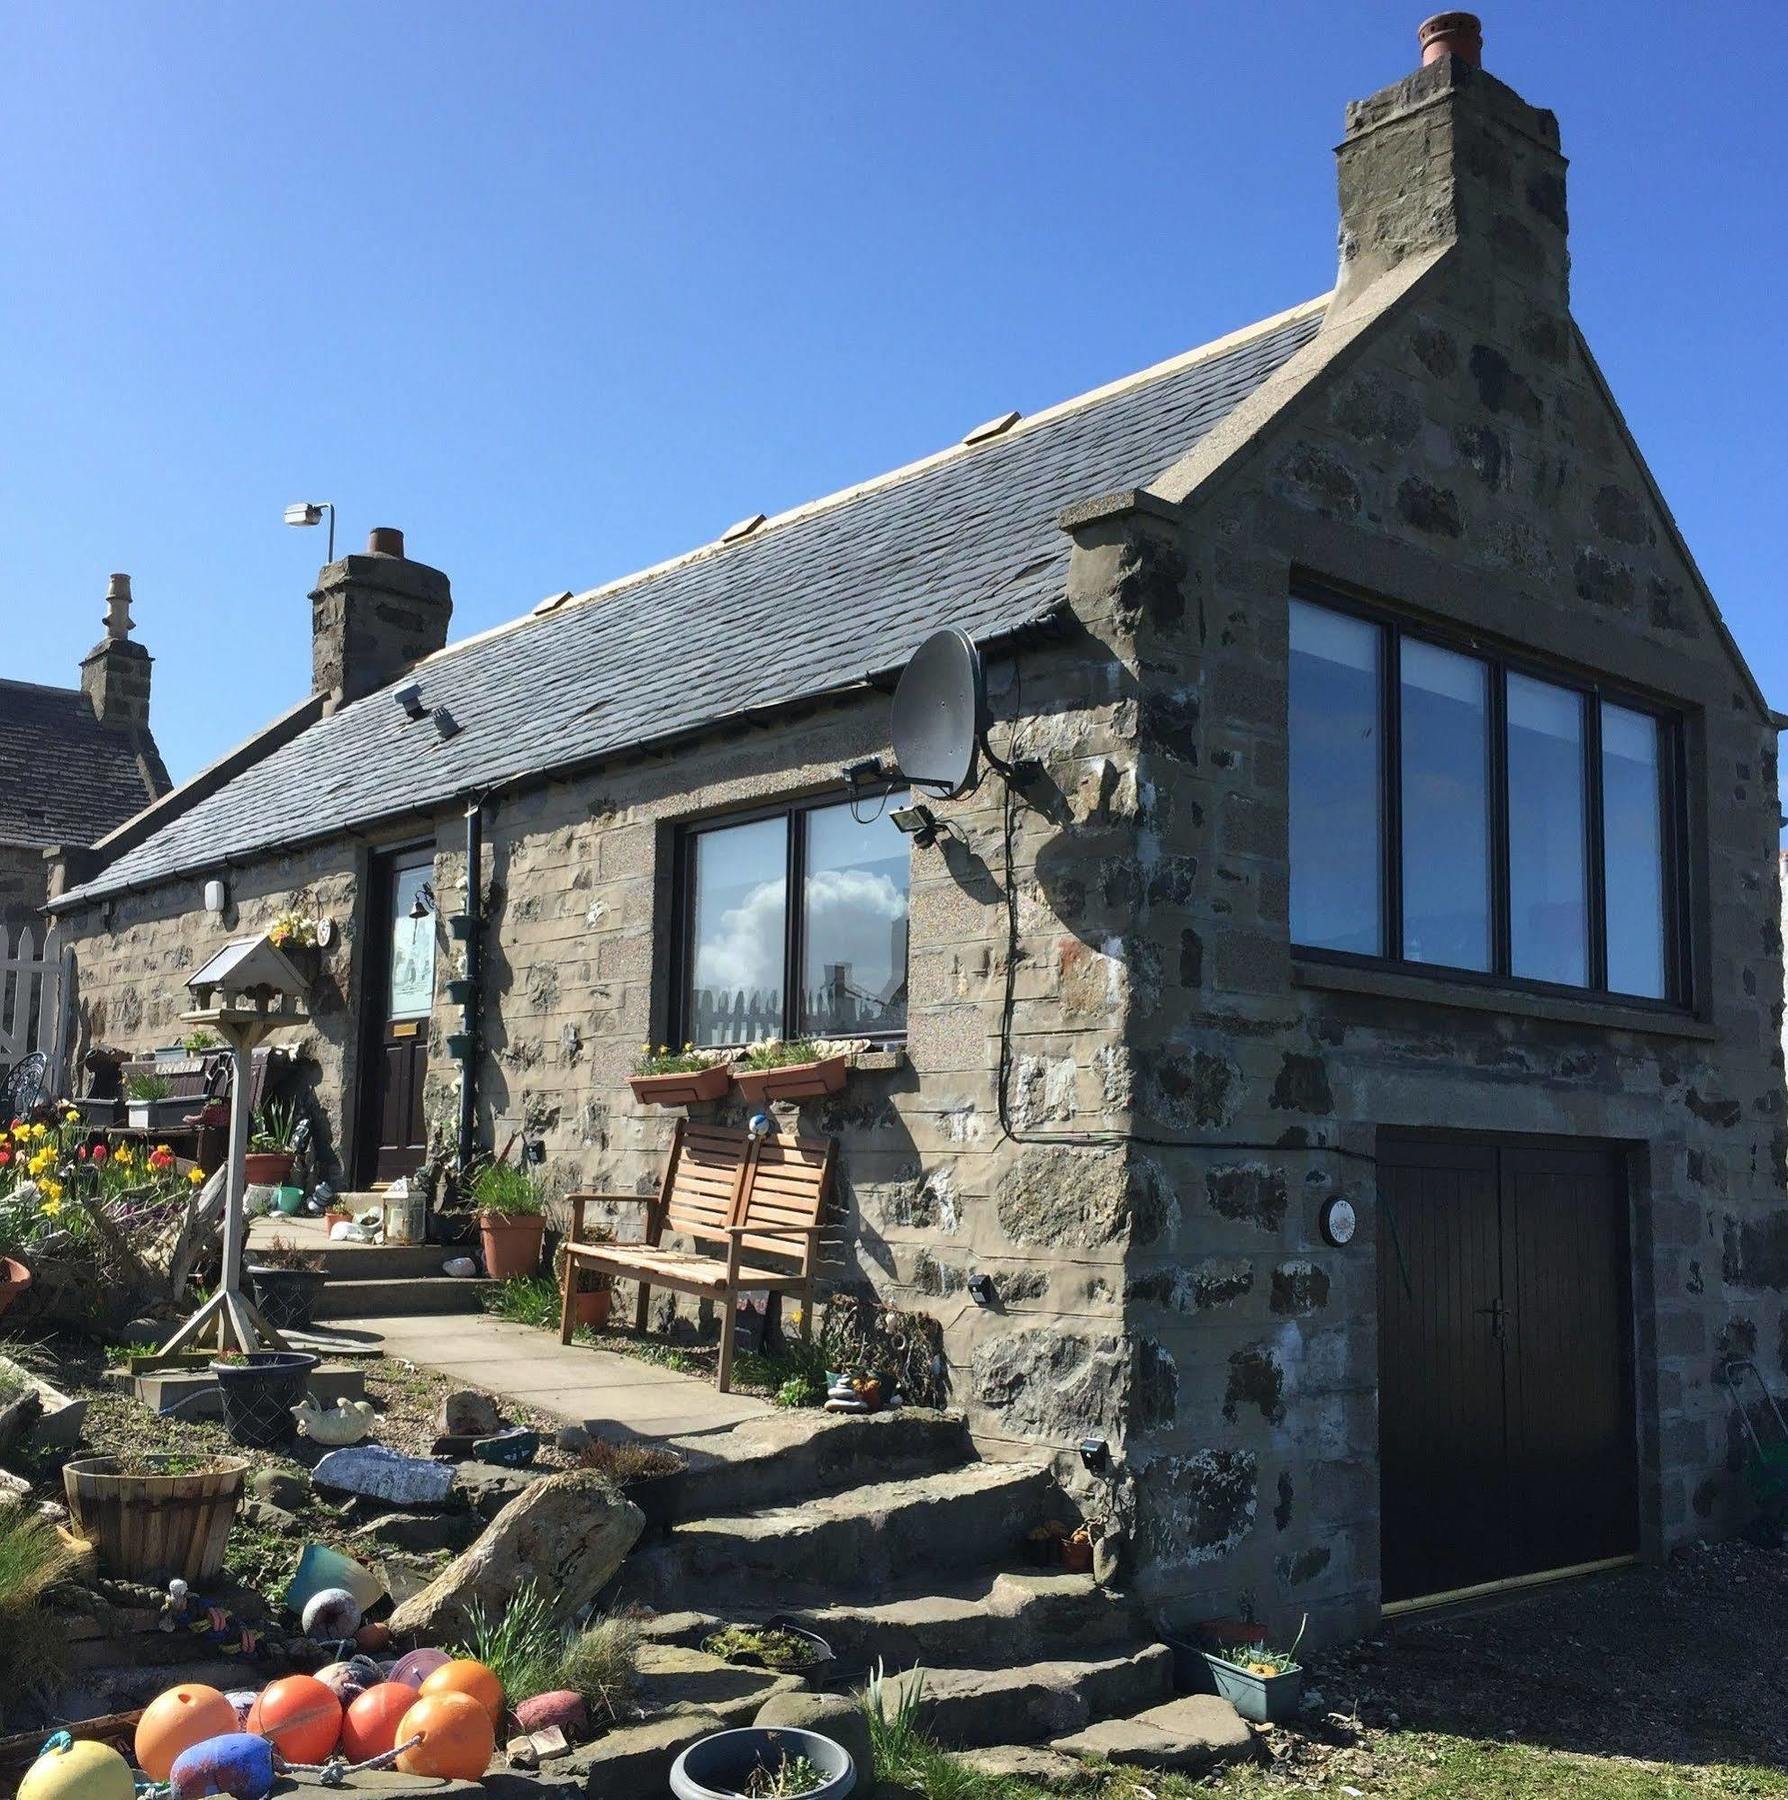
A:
[[168, 1733, 277, 1800]]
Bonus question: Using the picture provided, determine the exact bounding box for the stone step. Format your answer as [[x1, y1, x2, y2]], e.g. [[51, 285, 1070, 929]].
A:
[[621, 1460, 1058, 1606], [1051, 1693, 1256, 1773], [641, 1568, 1137, 1670], [305, 1241, 462, 1279], [665, 1406, 974, 1522], [314, 1275, 496, 1318], [880, 1642, 1176, 1749]]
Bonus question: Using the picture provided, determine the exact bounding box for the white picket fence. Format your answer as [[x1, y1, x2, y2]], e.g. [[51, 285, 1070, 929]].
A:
[[0, 923, 70, 1080]]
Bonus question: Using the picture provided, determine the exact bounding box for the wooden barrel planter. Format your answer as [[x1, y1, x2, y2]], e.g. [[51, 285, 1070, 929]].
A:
[[62, 1453, 250, 1583]]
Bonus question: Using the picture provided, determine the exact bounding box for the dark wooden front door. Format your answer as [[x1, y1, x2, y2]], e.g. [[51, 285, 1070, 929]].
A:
[[356, 850, 438, 1187], [1377, 1135, 1637, 1604]]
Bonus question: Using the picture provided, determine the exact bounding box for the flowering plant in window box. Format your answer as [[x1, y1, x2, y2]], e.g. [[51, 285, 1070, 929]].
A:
[[266, 911, 320, 951], [627, 1044, 731, 1107], [731, 1039, 849, 1105]]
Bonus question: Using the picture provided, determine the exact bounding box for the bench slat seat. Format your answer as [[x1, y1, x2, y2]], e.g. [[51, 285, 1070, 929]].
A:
[[559, 1118, 837, 1391]]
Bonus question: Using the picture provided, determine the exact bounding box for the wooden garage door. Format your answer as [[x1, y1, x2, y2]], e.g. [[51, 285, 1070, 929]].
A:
[[1377, 1135, 1637, 1604]]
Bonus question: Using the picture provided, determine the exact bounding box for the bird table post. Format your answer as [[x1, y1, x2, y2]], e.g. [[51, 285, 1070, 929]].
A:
[[158, 934, 311, 1356]]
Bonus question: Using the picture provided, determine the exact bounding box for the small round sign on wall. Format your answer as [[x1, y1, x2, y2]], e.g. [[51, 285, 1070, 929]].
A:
[[1319, 1195, 1357, 1248]]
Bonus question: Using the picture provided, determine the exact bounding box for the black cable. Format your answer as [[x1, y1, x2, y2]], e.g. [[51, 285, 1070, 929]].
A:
[[989, 658, 1375, 1168]]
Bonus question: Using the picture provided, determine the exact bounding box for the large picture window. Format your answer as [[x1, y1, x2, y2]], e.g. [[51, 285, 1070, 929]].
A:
[[1289, 592, 1686, 1005], [679, 792, 911, 1046]]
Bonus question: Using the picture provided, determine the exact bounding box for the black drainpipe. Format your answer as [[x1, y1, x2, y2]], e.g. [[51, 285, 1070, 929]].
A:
[[456, 795, 484, 1173]]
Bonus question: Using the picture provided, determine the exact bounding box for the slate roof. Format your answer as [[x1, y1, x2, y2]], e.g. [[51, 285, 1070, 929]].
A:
[[0, 679, 168, 849], [65, 297, 1325, 902]]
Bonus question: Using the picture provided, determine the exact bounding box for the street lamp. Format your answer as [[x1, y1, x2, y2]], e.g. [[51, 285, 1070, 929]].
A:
[[284, 500, 336, 561]]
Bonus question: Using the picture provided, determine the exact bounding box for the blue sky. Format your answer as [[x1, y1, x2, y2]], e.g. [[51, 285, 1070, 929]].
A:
[[3, 2, 1784, 784]]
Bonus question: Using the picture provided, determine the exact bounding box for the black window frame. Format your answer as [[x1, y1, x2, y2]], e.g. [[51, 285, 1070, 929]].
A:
[[671, 784, 912, 1048], [1290, 582, 1692, 1012]]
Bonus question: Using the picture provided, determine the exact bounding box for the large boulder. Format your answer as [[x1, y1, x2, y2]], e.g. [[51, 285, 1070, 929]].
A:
[[389, 1470, 644, 1641]]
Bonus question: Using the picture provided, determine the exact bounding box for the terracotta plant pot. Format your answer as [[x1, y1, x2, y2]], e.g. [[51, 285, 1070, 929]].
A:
[[628, 1063, 731, 1107], [480, 1212, 546, 1279], [732, 1054, 849, 1105], [243, 1151, 295, 1186], [572, 1287, 613, 1330], [1060, 1534, 1095, 1574], [0, 1256, 31, 1319]]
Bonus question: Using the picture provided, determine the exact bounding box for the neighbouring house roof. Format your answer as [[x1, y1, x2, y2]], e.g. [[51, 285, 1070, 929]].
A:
[[0, 678, 169, 851], [58, 296, 1326, 904]]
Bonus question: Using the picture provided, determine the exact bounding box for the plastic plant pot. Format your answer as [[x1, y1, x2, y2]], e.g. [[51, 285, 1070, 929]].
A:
[[1197, 1650, 1304, 1724], [209, 1351, 319, 1449], [670, 1726, 855, 1800], [247, 1264, 327, 1330], [275, 1186, 305, 1215]]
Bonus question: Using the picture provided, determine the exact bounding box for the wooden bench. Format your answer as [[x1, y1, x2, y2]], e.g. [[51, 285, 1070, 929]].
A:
[[559, 1120, 837, 1392]]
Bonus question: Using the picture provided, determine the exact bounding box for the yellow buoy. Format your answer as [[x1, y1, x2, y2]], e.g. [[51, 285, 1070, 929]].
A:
[[19, 1737, 135, 1800]]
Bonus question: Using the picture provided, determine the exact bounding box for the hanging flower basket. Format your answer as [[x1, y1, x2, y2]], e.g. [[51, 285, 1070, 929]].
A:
[[732, 1054, 848, 1106], [628, 1063, 731, 1107]]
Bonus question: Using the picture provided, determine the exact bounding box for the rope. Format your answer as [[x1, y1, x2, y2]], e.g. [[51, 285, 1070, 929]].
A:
[[283, 1734, 425, 1786]]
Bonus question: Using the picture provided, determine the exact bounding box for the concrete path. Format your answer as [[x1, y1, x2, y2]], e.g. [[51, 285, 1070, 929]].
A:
[[340, 1311, 773, 1439]]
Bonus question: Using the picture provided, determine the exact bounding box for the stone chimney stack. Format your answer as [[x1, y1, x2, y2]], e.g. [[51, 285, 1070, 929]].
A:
[[1330, 13, 1569, 322], [80, 573, 153, 729], [310, 526, 453, 708]]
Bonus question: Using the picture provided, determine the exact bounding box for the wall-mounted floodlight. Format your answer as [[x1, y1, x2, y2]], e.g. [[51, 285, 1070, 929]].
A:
[[890, 802, 940, 847], [284, 499, 336, 560]]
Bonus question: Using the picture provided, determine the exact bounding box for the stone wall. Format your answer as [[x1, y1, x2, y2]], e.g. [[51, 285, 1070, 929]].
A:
[[0, 844, 47, 944], [55, 849, 368, 1179]]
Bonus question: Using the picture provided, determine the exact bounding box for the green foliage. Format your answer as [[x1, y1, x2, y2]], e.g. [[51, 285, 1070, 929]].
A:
[[633, 1042, 722, 1076], [737, 1338, 828, 1409], [454, 1583, 642, 1718], [249, 1099, 300, 1152], [482, 1274, 562, 1330], [577, 1439, 684, 1484], [744, 1753, 827, 1798], [862, 1661, 1011, 1800], [703, 1623, 821, 1671], [738, 1038, 826, 1071], [124, 1071, 174, 1101], [471, 1159, 545, 1217], [0, 1510, 75, 1696], [182, 1029, 222, 1053]]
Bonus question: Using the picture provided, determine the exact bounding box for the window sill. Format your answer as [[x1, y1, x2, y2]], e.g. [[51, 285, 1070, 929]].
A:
[[1291, 959, 1716, 1040]]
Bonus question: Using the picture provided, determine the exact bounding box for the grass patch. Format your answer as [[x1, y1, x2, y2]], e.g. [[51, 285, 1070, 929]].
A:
[[481, 1274, 563, 1331], [453, 1580, 642, 1721], [0, 1511, 75, 1696]]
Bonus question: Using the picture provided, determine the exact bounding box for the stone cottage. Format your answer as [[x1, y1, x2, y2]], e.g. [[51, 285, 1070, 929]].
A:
[[43, 17, 1786, 1639], [0, 574, 168, 938]]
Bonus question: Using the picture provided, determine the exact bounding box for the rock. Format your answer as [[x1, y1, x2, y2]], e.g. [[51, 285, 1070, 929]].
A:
[[755, 1692, 874, 1787], [252, 1467, 312, 1511], [516, 1690, 589, 1739], [452, 1459, 546, 1520], [388, 1470, 644, 1641], [634, 1642, 805, 1725], [1051, 1694, 1253, 1772], [348, 1510, 482, 1555], [122, 1317, 164, 1346], [437, 1390, 503, 1437], [505, 1709, 726, 1799], [240, 1498, 299, 1533], [314, 1445, 455, 1507], [556, 1425, 593, 1454], [947, 1745, 1090, 1789]]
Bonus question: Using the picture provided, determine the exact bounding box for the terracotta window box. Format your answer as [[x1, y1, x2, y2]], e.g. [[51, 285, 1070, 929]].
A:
[[732, 1053, 848, 1105], [628, 1062, 732, 1107]]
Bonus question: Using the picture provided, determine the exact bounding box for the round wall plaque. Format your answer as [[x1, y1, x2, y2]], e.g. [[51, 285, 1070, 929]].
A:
[[1319, 1195, 1357, 1248]]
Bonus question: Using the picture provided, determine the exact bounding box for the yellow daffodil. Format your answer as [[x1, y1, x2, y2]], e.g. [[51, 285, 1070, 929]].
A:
[[115, 1146, 133, 1167], [187, 1168, 205, 1186]]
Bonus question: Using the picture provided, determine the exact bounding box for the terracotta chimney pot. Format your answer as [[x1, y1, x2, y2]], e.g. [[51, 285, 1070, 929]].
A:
[[1418, 11, 1483, 67], [367, 526, 406, 558]]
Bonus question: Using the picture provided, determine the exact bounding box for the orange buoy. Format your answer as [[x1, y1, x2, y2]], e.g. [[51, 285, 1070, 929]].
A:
[[245, 1674, 342, 1764], [341, 1682, 420, 1761], [135, 1684, 242, 1783], [418, 1658, 503, 1728], [394, 1691, 495, 1781]]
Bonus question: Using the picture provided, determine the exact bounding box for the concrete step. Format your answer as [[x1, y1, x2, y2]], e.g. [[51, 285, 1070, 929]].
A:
[[665, 1407, 974, 1523], [623, 1460, 1057, 1606], [881, 1642, 1176, 1749], [314, 1275, 496, 1318], [640, 1568, 1137, 1670]]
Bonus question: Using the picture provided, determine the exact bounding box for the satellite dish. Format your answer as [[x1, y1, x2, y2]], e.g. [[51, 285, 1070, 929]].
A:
[[891, 628, 988, 800]]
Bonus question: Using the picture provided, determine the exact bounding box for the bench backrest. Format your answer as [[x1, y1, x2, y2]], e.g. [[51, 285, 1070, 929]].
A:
[[736, 1131, 835, 1266], [652, 1120, 835, 1271], [658, 1122, 754, 1248]]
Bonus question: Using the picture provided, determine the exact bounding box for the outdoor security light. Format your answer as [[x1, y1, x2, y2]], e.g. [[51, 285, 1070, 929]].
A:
[[890, 802, 940, 846], [967, 1271, 997, 1307], [1078, 1437, 1111, 1474], [283, 499, 336, 560]]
